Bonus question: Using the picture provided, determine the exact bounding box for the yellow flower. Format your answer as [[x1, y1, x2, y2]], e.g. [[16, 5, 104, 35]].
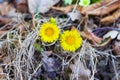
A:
[[79, 0, 90, 7], [39, 22, 60, 43], [60, 29, 83, 52]]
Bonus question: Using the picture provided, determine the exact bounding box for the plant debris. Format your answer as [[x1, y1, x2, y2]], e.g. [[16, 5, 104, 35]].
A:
[[0, 0, 120, 80]]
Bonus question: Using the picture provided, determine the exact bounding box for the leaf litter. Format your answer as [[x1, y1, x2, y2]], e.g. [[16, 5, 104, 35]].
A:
[[0, 0, 120, 80]]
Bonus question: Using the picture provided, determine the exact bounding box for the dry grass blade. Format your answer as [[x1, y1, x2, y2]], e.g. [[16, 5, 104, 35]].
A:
[[0, 31, 8, 36], [0, 18, 42, 79]]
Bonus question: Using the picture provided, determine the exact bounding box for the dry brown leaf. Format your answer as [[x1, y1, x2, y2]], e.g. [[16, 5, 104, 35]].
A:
[[69, 60, 91, 80], [16, 3, 28, 13], [81, 31, 102, 44], [81, 0, 112, 14], [51, 5, 75, 13], [0, 17, 10, 26], [95, 38, 111, 47], [112, 40, 120, 55], [81, 0, 120, 16], [52, 5, 82, 13], [101, 8, 120, 24], [70, 64, 90, 80]]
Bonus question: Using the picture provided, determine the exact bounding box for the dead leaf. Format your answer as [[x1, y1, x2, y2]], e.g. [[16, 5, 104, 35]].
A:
[[41, 51, 61, 78], [28, 0, 60, 14], [103, 30, 119, 39], [16, 3, 28, 13], [69, 60, 91, 80], [101, 8, 120, 25], [0, 17, 10, 25], [81, 0, 120, 16], [81, 30, 102, 44], [68, 10, 81, 21], [52, 5, 82, 13], [52, 5, 75, 13], [112, 40, 120, 55], [0, 2, 15, 15], [16, 0, 27, 4], [16, 0, 28, 13], [81, 0, 113, 15], [95, 38, 111, 47]]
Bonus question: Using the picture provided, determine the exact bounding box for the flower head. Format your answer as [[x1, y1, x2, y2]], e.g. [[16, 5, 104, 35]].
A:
[[60, 29, 83, 52], [50, 17, 56, 24], [39, 22, 60, 43], [79, 0, 90, 7]]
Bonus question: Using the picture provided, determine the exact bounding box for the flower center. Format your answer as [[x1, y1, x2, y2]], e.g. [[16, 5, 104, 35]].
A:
[[66, 36, 75, 45], [83, 0, 88, 5], [45, 28, 54, 36]]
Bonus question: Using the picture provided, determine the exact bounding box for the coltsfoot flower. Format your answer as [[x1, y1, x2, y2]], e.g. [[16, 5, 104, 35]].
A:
[[39, 22, 60, 43], [79, 0, 90, 7], [60, 29, 83, 52]]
